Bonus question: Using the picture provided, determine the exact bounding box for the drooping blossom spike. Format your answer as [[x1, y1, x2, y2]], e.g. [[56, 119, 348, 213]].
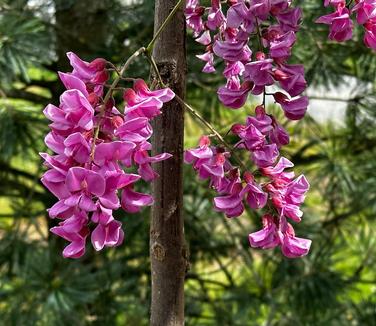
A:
[[183, 0, 312, 258], [41, 52, 175, 258]]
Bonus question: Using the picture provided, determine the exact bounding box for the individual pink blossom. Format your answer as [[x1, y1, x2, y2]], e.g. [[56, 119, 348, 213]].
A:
[[279, 220, 311, 258], [184, 135, 213, 165], [270, 31, 296, 60], [274, 92, 309, 120], [185, 0, 205, 35], [261, 157, 295, 181], [207, 0, 225, 30], [273, 64, 307, 97], [213, 39, 252, 62], [244, 55, 274, 87], [63, 132, 91, 164], [352, 0, 376, 25], [249, 0, 271, 20], [223, 61, 245, 78], [316, 7, 353, 42], [241, 171, 268, 209], [364, 19, 376, 49], [196, 30, 211, 45], [252, 143, 279, 168], [115, 117, 152, 143], [91, 220, 124, 251], [50, 212, 89, 258], [249, 215, 311, 258], [276, 7, 302, 32], [214, 182, 245, 218], [196, 52, 216, 73], [217, 78, 252, 109], [249, 214, 280, 249]]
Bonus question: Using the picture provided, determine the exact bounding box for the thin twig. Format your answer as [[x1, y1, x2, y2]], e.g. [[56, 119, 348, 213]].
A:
[[146, 0, 184, 53]]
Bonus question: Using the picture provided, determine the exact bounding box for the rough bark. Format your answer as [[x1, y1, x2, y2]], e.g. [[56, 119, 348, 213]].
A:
[[150, 1, 187, 325]]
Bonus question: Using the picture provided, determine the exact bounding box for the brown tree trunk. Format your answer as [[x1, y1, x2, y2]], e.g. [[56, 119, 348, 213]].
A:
[[150, 1, 187, 325]]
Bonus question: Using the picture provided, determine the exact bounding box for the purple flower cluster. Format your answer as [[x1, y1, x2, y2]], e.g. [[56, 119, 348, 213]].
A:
[[185, 0, 308, 117], [184, 1, 311, 258], [316, 0, 376, 50], [185, 106, 311, 258], [41, 52, 174, 258]]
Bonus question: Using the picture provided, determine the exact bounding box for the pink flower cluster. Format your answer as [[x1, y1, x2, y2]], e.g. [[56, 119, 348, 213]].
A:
[[185, 0, 308, 117], [316, 0, 376, 50], [41, 52, 174, 258], [185, 1, 311, 258], [185, 106, 311, 258]]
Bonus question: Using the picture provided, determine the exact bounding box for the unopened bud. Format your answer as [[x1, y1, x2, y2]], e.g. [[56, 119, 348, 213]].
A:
[[273, 92, 289, 104], [273, 69, 289, 81], [88, 93, 99, 106], [199, 135, 211, 147], [88, 58, 107, 71], [255, 51, 266, 61], [111, 116, 124, 129], [243, 171, 254, 184]]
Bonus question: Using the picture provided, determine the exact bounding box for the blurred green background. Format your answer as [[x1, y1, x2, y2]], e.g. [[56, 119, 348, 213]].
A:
[[0, 0, 375, 325]]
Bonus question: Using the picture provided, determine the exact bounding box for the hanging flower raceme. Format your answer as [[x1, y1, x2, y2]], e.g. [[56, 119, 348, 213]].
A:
[[184, 0, 312, 258], [316, 0, 376, 50], [41, 53, 174, 258]]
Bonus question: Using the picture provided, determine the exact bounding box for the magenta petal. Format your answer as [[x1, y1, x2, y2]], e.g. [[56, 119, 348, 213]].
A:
[[91, 224, 106, 251], [138, 163, 159, 181], [213, 194, 241, 210], [48, 200, 74, 219], [99, 191, 120, 209], [249, 227, 280, 249], [58, 72, 89, 97], [94, 141, 136, 166], [78, 194, 97, 212], [121, 187, 154, 213], [64, 193, 80, 207], [62, 241, 86, 258], [249, 216, 280, 249], [105, 220, 123, 247], [117, 173, 141, 188], [45, 132, 65, 154], [86, 171, 106, 196], [281, 235, 311, 258]]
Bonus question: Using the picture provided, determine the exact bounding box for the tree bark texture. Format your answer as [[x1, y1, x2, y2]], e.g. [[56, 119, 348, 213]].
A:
[[150, 1, 187, 326]]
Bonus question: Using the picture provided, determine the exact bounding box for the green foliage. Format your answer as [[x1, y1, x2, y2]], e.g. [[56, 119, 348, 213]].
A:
[[0, 3, 52, 84], [0, 0, 375, 325]]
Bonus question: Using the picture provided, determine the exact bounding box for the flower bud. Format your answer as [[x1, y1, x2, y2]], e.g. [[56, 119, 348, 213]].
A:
[[111, 116, 124, 129], [199, 135, 211, 147], [255, 51, 266, 61], [88, 93, 99, 106], [273, 92, 289, 103], [273, 69, 289, 81], [88, 58, 107, 71]]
